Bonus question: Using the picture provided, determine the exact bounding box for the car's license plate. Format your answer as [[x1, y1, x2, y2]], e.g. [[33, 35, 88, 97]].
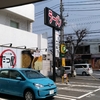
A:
[[49, 90, 54, 94]]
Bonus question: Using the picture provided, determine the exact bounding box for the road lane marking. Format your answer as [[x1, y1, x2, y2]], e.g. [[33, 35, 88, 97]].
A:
[[58, 87, 92, 92], [56, 82, 100, 88], [56, 94, 78, 99], [69, 82, 100, 86], [54, 96, 76, 100], [56, 88, 100, 100], [78, 88, 100, 99], [93, 73, 100, 75]]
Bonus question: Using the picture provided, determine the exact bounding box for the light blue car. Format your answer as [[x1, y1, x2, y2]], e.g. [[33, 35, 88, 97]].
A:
[[0, 68, 57, 100]]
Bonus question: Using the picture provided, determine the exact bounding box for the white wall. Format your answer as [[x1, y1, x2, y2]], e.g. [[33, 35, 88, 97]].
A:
[[38, 33, 48, 54], [0, 9, 33, 32], [41, 60, 52, 76], [0, 24, 38, 48], [6, 4, 34, 21]]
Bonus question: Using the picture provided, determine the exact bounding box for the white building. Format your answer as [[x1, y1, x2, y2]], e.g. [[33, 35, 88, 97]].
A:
[[0, 4, 48, 54], [0, 4, 53, 76]]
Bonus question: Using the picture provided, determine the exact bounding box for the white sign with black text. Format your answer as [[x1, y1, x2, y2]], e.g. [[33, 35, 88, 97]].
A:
[[55, 31, 60, 57]]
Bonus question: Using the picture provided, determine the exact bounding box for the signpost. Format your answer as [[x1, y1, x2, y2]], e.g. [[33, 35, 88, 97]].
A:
[[44, 7, 62, 82]]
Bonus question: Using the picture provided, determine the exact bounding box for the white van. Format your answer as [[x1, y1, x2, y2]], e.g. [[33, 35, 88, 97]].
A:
[[74, 64, 93, 76]]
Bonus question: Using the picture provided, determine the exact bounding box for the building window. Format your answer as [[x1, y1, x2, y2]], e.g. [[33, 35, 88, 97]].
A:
[[76, 45, 90, 54], [10, 20, 19, 29]]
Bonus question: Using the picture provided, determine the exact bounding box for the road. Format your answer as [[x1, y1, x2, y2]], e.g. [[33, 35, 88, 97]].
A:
[[0, 71, 100, 100]]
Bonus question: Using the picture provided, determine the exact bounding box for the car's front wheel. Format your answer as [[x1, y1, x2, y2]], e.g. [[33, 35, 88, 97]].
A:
[[24, 90, 35, 100]]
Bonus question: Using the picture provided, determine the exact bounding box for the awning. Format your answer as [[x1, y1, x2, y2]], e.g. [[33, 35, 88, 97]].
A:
[[0, 0, 45, 9]]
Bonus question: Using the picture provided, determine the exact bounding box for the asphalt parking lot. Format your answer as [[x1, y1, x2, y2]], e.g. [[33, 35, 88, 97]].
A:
[[0, 72, 100, 100]]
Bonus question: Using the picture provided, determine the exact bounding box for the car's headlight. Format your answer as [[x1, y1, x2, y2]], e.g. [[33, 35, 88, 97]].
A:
[[34, 83, 44, 88]]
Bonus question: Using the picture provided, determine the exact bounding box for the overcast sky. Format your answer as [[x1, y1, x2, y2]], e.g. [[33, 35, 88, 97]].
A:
[[33, 0, 100, 39]]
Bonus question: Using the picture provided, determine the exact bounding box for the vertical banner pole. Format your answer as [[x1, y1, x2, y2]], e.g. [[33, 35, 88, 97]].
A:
[[52, 27, 56, 82]]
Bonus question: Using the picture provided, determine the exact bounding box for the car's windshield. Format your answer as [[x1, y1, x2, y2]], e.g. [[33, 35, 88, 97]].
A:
[[21, 70, 45, 79]]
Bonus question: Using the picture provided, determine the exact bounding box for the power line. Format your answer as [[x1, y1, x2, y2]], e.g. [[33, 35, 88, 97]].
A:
[[67, 20, 100, 27], [68, 15, 100, 22], [33, 20, 100, 32], [64, 8, 100, 12], [63, 0, 100, 4], [33, 0, 100, 35], [63, 1, 100, 6], [35, 4, 60, 17], [64, 7, 100, 10]]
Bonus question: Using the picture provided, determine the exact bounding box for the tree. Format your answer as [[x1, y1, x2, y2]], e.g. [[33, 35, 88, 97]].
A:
[[65, 28, 88, 76]]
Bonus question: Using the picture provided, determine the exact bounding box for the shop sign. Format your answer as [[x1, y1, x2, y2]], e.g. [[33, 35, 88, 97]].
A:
[[44, 7, 62, 30]]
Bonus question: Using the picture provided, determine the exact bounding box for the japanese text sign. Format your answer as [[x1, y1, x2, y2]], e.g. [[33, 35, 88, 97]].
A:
[[44, 7, 62, 30]]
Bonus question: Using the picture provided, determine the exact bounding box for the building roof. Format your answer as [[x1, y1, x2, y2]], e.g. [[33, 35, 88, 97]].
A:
[[0, 0, 45, 9]]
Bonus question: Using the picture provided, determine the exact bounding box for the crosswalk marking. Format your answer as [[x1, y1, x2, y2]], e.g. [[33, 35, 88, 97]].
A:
[[55, 89, 99, 100], [70, 82, 100, 86], [58, 87, 92, 92], [55, 81, 100, 100], [56, 82, 100, 88]]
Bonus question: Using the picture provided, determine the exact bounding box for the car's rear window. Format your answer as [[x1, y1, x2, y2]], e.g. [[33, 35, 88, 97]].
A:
[[21, 70, 45, 79]]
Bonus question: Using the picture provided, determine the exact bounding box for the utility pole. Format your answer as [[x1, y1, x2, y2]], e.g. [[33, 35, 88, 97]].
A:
[[60, 0, 64, 43], [60, 0, 65, 68]]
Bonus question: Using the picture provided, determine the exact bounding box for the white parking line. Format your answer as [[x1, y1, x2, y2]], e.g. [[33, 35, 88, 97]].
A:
[[58, 87, 92, 92], [54, 94, 77, 100], [78, 88, 100, 99], [56, 94, 77, 99]]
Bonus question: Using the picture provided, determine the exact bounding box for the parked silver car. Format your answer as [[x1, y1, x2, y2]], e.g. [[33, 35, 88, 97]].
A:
[[56, 66, 76, 77], [74, 63, 93, 76]]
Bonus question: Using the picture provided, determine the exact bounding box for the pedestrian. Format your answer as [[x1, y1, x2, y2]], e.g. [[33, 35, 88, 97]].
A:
[[60, 66, 69, 84], [63, 71, 69, 84]]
